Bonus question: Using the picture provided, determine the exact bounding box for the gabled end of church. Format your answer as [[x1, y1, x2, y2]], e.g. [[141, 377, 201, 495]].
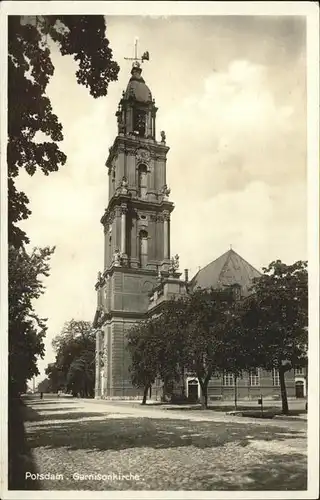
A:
[[191, 248, 261, 297]]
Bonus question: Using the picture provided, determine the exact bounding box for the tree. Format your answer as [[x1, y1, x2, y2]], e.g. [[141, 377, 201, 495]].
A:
[[49, 319, 96, 397], [67, 350, 95, 398], [128, 290, 235, 408], [182, 288, 234, 409], [8, 14, 119, 394], [218, 298, 260, 410], [8, 16, 119, 485], [8, 245, 55, 396], [8, 15, 119, 247], [127, 299, 189, 405], [155, 298, 192, 402], [243, 260, 308, 414], [127, 319, 161, 404], [45, 362, 65, 393], [37, 378, 50, 393]]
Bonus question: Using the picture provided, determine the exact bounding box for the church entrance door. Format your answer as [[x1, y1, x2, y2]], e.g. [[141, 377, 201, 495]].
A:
[[188, 379, 199, 403], [295, 381, 304, 398]]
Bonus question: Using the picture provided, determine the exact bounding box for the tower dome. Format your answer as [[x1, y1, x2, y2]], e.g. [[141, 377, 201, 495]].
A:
[[124, 62, 152, 103]]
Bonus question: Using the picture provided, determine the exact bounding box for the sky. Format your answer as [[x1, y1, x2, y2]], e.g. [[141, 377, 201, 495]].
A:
[[14, 15, 307, 383]]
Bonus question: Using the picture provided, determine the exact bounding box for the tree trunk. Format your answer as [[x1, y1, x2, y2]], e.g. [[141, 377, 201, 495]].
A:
[[234, 373, 238, 410], [181, 365, 185, 397], [141, 384, 149, 405], [199, 379, 208, 409], [204, 392, 208, 408], [279, 366, 289, 415], [305, 360, 308, 410]]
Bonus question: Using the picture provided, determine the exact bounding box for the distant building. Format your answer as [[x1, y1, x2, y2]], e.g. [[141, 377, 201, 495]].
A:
[[93, 61, 301, 401]]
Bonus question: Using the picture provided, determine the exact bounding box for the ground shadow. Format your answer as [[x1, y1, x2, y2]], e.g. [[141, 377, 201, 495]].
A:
[[23, 402, 307, 491], [203, 453, 307, 490], [26, 406, 82, 414], [23, 397, 74, 405], [161, 405, 307, 416], [25, 405, 305, 453], [8, 397, 40, 490], [26, 410, 112, 422]]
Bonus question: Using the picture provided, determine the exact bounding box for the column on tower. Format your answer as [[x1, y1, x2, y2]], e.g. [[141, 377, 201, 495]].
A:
[[152, 107, 156, 139], [127, 154, 137, 196], [146, 108, 153, 139], [125, 106, 133, 134], [104, 225, 109, 270], [120, 204, 127, 255], [163, 211, 170, 260]]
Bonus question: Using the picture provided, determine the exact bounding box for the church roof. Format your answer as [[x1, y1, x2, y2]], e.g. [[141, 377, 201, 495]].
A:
[[190, 249, 261, 296], [124, 64, 152, 103]]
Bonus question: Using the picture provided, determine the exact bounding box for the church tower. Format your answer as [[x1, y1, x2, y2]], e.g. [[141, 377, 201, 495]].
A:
[[94, 57, 175, 397]]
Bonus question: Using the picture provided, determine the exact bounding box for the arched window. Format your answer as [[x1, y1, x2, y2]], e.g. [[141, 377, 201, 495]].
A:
[[139, 230, 148, 268], [134, 110, 146, 137], [138, 164, 148, 198]]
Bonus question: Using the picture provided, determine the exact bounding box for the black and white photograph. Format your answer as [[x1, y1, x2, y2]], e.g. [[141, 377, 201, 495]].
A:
[[1, 1, 319, 498]]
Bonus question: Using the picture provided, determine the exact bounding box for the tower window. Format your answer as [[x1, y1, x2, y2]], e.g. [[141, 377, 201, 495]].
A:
[[138, 164, 148, 198], [134, 110, 146, 137], [139, 230, 148, 268]]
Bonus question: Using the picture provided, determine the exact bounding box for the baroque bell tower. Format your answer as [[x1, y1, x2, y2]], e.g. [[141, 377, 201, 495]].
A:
[[94, 48, 175, 398]]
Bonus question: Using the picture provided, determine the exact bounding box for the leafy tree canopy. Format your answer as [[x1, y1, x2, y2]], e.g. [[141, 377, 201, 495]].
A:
[[37, 378, 50, 393], [127, 289, 234, 407], [127, 319, 161, 403], [8, 15, 120, 247], [8, 245, 55, 395], [45, 362, 65, 393], [127, 261, 308, 414], [8, 14, 119, 397], [245, 260, 308, 370], [235, 259, 308, 414], [48, 319, 96, 397]]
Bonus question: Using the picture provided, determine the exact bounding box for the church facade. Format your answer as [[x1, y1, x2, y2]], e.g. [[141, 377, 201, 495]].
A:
[[93, 61, 302, 401]]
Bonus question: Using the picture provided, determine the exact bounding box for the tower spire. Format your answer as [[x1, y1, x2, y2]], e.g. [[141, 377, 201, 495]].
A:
[[124, 37, 150, 67], [134, 36, 138, 60]]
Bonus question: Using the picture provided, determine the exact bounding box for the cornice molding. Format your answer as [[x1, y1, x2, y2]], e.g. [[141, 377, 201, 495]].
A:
[[105, 135, 170, 169], [103, 263, 159, 278], [99, 310, 147, 324], [101, 197, 175, 225]]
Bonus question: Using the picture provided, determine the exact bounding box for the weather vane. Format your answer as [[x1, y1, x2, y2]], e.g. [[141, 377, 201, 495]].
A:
[[124, 37, 149, 65]]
